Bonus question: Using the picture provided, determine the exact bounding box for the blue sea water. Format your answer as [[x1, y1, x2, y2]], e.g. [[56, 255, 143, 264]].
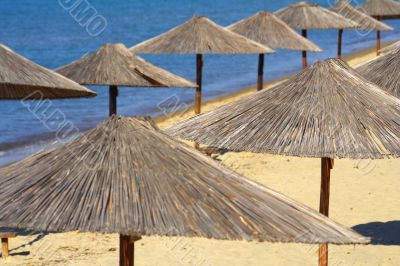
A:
[[0, 0, 399, 165]]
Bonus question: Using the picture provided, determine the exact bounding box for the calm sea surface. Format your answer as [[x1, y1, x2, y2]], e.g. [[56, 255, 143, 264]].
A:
[[0, 0, 399, 165]]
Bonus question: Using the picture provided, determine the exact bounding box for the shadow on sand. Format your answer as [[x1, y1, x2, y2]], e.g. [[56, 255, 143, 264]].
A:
[[352, 221, 400, 246], [0, 228, 49, 256]]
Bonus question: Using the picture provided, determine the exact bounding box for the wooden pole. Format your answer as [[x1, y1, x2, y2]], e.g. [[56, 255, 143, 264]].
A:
[[109, 85, 118, 116], [257, 54, 265, 91], [1, 238, 9, 259], [119, 235, 141, 266], [318, 157, 334, 266], [132, 239, 136, 266], [376, 31, 381, 56], [338, 29, 343, 60], [376, 16, 381, 56], [195, 54, 203, 114], [194, 54, 204, 150], [120, 235, 132, 266], [302, 29, 308, 69]]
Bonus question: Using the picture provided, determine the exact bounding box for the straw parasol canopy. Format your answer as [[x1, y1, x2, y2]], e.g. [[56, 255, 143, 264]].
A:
[[168, 58, 400, 266], [227, 12, 322, 52], [275, 2, 359, 29], [275, 1, 358, 68], [332, 0, 393, 31], [227, 11, 322, 91], [356, 46, 400, 98], [56, 43, 196, 116], [357, 0, 400, 54], [357, 0, 400, 18], [167, 58, 400, 158], [130, 16, 274, 114], [331, 0, 393, 58], [130, 16, 273, 54], [0, 43, 95, 99], [56, 43, 195, 88], [380, 40, 400, 53], [0, 116, 368, 266]]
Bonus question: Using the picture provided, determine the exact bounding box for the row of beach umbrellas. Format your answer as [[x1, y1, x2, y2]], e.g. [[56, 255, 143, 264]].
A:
[[130, 0, 400, 114], [0, 44, 372, 265], [12, 0, 396, 118], [0, 43, 369, 266], [1, 44, 399, 266], [0, 0, 399, 266], [44, 0, 400, 118]]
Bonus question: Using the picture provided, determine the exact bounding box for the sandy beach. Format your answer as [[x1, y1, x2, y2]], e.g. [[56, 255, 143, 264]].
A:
[[2, 44, 399, 266]]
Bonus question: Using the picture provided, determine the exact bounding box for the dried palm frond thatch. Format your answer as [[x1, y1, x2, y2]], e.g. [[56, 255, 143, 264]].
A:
[[331, 0, 393, 57], [0, 43, 95, 99], [357, 0, 400, 54], [168, 58, 399, 266], [356, 46, 400, 98], [332, 0, 393, 31], [380, 40, 400, 54], [0, 116, 369, 265], [167, 58, 400, 159], [56, 43, 195, 116], [275, 1, 358, 30], [130, 16, 274, 55], [227, 12, 322, 52], [56, 43, 196, 88], [227, 11, 322, 90], [130, 16, 274, 114], [357, 0, 400, 18], [275, 1, 358, 68]]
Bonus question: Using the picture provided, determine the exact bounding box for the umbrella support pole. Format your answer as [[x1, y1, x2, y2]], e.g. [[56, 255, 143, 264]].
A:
[[257, 54, 265, 91], [376, 30, 381, 56], [318, 157, 334, 266], [120, 235, 141, 266], [194, 54, 203, 150], [302, 30, 308, 69], [195, 54, 203, 115], [338, 29, 343, 60], [1, 238, 9, 259], [376, 16, 381, 56], [109, 85, 119, 116]]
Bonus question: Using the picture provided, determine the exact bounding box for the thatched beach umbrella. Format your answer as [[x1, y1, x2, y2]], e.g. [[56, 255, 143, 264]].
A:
[[356, 46, 400, 97], [0, 43, 95, 99], [357, 0, 400, 55], [167, 58, 400, 266], [130, 16, 274, 114], [0, 116, 368, 265], [358, 0, 400, 19], [331, 0, 393, 59], [227, 11, 322, 91], [56, 43, 196, 116], [275, 1, 358, 68]]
